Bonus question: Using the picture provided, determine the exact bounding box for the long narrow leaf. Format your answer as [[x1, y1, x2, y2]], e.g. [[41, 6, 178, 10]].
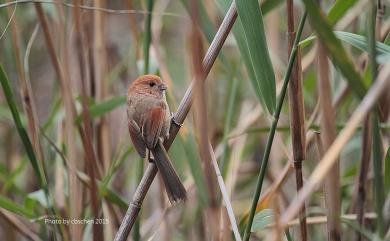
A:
[[300, 31, 390, 64], [75, 96, 125, 124], [235, 0, 276, 113], [302, 0, 366, 99], [327, 0, 358, 25], [251, 209, 274, 232], [334, 31, 390, 56], [0, 195, 35, 218], [217, 0, 275, 113], [0, 65, 46, 188]]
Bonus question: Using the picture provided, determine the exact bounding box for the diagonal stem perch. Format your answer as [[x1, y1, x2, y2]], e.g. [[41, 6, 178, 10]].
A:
[[242, 12, 307, 241], [113, 3, 238, 241]]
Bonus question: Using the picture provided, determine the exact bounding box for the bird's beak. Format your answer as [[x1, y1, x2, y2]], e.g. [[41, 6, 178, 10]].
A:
[[159, 83, 167, 91]]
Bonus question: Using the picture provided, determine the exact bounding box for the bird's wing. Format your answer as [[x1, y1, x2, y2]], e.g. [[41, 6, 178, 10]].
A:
[[128, 119, 147, 158], [142, 101, 166, 149]]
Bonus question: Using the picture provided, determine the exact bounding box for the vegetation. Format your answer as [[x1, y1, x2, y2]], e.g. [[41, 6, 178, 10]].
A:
[[0, 0, 389, 241]]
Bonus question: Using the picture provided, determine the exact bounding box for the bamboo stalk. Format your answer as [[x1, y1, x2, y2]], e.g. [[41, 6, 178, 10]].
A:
[[242, 12, 307, 241], [286, 1, 307, 240], [113, 3, 238, 241]]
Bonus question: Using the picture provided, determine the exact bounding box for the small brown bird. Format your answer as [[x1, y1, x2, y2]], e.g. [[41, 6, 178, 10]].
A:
[[127, 75, 186, 204]]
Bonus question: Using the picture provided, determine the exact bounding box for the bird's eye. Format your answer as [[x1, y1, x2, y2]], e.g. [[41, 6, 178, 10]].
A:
[[149, 82, 156, 87]]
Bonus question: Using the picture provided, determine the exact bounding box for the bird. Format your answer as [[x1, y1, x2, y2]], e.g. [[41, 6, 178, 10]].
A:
[[126, 74, 186, 204]]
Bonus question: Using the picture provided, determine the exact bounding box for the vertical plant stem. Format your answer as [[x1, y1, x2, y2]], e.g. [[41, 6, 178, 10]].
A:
[[280, 62, 390, 226], [368, 2, 385, 237], [143, 0, 154, 75], [72, 1, 102, 240], [354, 117, 371, 241], [127, 0, 141, 60], [286, 1, 307, 240], [242, 12, 307, 241], [315, 2, 342, 240], [317, 42, 342, 241], [190, 1, 220, 239], [94, 0, 111, 171]]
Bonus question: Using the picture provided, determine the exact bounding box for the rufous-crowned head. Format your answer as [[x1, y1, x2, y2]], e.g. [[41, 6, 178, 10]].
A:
[[127, 75, 167, 98]]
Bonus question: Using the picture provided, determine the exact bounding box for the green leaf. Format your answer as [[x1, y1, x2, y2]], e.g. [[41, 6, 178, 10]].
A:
[[385, 147, 390, 195], [0, 195, 34, 218], [99, 185, 128, 210], [327, 0, 358, 26], [220, 76, 238, 178], [334, 31, 390, 57], [179, 132, 209, 206], [260, 0, 284, 15], [251, 209, 274, 232], [75, 96, 126, 124], [0, 65, 47, 189], [101, 146, 133, 187], [301, 0, 366, 99], [300, 31, 390, 64], [299, 0, 360, 48], [27, 189, 50, 208], [234, 0, 276, 113]]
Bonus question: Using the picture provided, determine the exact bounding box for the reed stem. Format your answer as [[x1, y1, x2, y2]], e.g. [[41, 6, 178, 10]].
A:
[[368, 2, 385, 236]]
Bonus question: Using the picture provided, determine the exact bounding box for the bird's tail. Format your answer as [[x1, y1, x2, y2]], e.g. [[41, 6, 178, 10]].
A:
[[151, 140, 187, 204]]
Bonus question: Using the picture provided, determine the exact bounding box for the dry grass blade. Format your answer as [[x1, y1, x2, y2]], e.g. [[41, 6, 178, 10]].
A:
[[72, 1, 102, 240], [34, 3, 83, 240], [190, 0, 219, 238], [268, 213, 378, 228], [209, 143, 242, 241], [6, 0, 43, 163], [280, 62, 390, 226], [316, 42, 342, 241], [0, 208, 41, 241]]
